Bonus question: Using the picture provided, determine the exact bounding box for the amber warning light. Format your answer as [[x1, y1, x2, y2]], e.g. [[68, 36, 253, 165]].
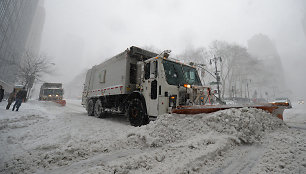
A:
[[184, 84, 191, 88]]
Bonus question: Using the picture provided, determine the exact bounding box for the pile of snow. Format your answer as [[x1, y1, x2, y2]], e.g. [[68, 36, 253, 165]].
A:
[[122, 108, 285, 148], [87, 108, 285, 174]]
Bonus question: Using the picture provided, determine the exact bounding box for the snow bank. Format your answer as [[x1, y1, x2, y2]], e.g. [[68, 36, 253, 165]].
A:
[[122, 107, 285, 148], [87, 108, 285, 174]]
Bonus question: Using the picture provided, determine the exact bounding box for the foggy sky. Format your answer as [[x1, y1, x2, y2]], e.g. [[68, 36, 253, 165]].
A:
[[40, 0, 306, 99]]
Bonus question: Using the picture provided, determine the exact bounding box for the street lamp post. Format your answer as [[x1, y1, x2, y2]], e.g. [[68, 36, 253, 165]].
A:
[[210, 55, 222, 99]]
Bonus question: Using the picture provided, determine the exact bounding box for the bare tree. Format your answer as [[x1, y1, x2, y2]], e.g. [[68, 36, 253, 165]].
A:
[[175, 40, 283, 101], [176, 46, 211, 85], [207, 41, 261, 99], [208, 41, 234, 98], [17, 51, 54, 99]]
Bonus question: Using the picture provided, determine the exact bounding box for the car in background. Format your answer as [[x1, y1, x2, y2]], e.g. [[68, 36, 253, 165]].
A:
[[271, 98, 292, 108], [298, 100, 304, 104]]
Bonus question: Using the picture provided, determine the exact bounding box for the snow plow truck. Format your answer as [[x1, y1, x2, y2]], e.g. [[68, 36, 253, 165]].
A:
[[82, 46, 288, 126], [39, 83, 66, 106]]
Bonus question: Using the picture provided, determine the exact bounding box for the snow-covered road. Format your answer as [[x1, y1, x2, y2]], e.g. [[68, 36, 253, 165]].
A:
[[0, 100, 305, 174]]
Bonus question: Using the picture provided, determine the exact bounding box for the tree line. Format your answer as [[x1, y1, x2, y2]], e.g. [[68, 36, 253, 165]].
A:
[[176, 40, 285, 100]]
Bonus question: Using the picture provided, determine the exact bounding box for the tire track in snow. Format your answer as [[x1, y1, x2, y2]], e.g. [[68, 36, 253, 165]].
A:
[[212, 145, 265, 174], [39, 149, 143, 174]]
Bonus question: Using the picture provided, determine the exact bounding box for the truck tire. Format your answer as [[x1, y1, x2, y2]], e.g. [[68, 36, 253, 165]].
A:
[[128, 98, 148, 127], [94, 99, 106, 118], [87, 99, 95, 116]]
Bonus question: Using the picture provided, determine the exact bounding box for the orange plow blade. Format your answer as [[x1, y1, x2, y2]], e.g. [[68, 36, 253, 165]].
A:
[[172, 104, 286, 120], [53, 100, 66, 106]]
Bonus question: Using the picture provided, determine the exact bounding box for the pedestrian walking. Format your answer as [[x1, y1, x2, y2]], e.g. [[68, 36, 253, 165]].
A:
[[0, 85, 4, 102], [12, 87, 27, 111], [6, 89, 16, 110]]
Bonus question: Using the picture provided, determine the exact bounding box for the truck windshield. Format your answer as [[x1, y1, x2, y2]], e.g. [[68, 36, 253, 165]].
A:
[[162, 60, 202, 86], [44, 89, 63, 95]]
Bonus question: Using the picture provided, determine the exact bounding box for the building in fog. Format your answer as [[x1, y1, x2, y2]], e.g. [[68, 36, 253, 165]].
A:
[[0, 0, 45, 85], [247, 34, 287, 98], [26, 0, 45, 55]]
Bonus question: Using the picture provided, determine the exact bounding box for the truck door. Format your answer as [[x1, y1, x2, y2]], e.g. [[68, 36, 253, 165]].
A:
[[143, 60, 158, 116]]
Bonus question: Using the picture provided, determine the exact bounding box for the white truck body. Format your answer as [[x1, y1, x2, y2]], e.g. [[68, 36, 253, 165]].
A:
[[82, 51, 132, 98], [82, 46, 213, 126], [82, 49, 144, 106]]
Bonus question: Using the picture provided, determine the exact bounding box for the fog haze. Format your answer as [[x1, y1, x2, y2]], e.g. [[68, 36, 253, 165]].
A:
[[40, 0, 306, 99]]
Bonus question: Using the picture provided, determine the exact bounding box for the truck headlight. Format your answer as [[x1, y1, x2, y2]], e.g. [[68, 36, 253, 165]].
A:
[[48, 95, 52, 97], [56, 95, 59, 97], [169, 95, 177, 108], [183, 84, 191, 88]]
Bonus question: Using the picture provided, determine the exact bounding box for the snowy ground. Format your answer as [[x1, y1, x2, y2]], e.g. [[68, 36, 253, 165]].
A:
[[0, 100, 305, 174]]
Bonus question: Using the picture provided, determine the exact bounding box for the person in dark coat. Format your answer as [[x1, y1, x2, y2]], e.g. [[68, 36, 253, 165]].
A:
[[6, 89, 16, 110], [12, 87, 27, 111], [0, 85, 4, 102]]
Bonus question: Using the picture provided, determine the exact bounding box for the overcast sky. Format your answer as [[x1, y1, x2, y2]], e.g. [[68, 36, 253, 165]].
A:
[[40, 0, 306, 99]]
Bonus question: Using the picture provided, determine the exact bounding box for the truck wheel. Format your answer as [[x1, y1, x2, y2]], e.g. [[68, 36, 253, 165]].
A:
[[128, 98, 147, 127], [94, 99, 106, 118], [87, 99, 95, 116]]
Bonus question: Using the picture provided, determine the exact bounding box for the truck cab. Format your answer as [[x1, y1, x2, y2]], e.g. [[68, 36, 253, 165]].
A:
[[39, 83, 64, 101], [140, 56, 212, 118]]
